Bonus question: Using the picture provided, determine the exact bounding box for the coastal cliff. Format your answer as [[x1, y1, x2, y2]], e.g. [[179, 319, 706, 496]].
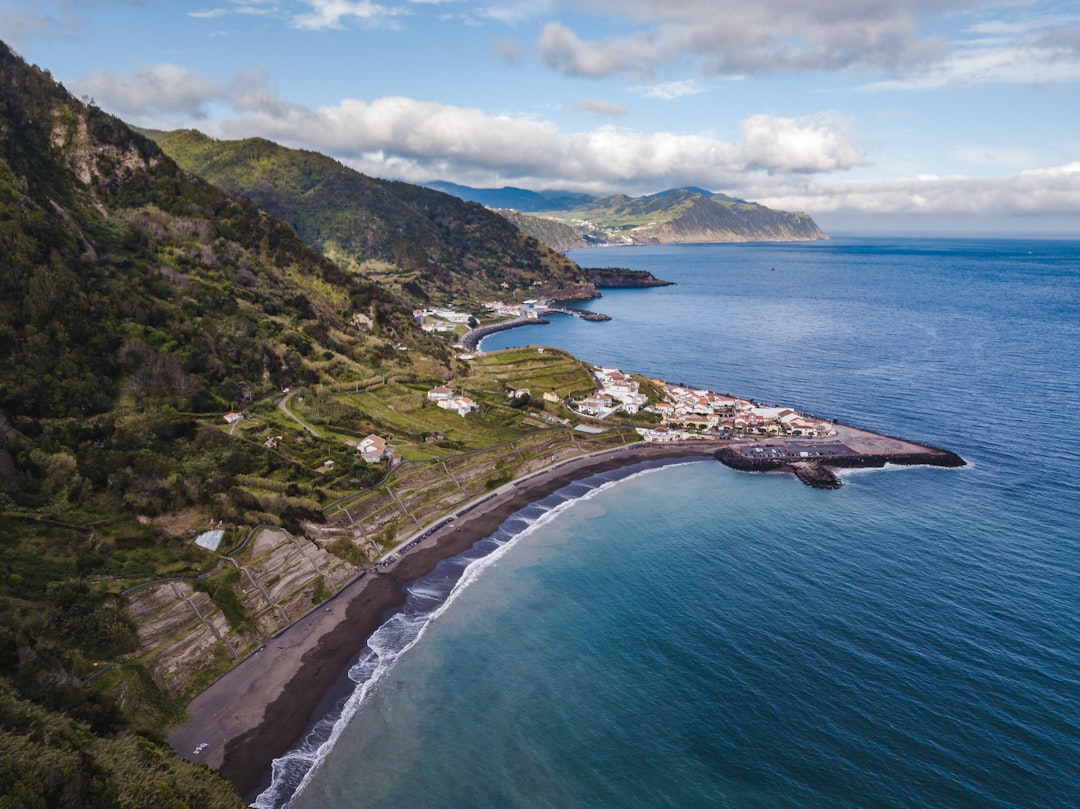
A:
[[432, 184, 828, 247], [587, 268, 676, 288]]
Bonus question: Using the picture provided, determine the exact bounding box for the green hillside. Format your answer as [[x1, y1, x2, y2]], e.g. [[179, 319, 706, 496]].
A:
[[434, 183, 828, 245], [146, 129, 598, 305], [497, 208, 588, 250], [0, 40, 463, 805], [0, 41, 656, 806]]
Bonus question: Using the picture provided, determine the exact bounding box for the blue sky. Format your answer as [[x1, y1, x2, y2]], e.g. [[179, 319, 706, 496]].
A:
[[3, 0, 1079, 234]]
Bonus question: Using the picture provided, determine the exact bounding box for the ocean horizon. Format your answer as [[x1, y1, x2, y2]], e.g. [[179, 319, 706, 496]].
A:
[[257, 236, 1080, 809]]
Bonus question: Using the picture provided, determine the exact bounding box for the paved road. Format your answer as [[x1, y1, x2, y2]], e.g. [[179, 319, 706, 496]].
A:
[[277, 391, 319, 437]]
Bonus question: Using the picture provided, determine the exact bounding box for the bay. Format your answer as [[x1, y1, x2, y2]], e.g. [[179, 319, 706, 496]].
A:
[[266, 238, 1080, 809]]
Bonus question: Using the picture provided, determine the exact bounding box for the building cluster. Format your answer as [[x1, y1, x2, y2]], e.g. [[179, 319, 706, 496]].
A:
[[483, 299, 545, 319], [576, 367, 649, 417], [642, 383, 833, 441], [414, 307, 472, 333], [427, 385, 478, 417], [570, 366, 834, 443]]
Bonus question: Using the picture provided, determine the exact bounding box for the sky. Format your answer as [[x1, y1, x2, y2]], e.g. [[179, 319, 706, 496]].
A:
[[2, 0, 1079, 235]]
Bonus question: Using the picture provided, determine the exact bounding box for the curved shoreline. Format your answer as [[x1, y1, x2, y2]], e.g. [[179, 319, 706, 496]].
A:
[[168, 443, 718, 800], [168, 427, 964, 801], [457, 316, 549, 351]]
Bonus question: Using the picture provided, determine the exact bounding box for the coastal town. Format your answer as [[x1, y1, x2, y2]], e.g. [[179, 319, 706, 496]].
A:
[[165, 307, 962, 796], [413, 300, 836, 443], [576, 366, 835, 443]]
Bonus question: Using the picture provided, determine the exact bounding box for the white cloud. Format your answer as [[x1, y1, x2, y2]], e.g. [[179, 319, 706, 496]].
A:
[[747, 163, 1080, 219], [631, 79, 706, 100], [862, 36, 1080, 90], [538, 21, 666, 78], [74, 60, 867, 186], [574, 99, 629, 117], [534, 0, 949, 79], [74, 64, 228, 118], [530, 0, 1080, 88], [290, 0, 409, 30], [206, 92, 867, 191], [475, 0, 556, 26], [739, 113, 866, 174]]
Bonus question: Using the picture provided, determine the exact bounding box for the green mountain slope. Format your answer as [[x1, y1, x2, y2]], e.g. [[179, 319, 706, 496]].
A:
[[497, 208, 588, 250], [0, 40, 462, 805], [146, 129, 597, 305]]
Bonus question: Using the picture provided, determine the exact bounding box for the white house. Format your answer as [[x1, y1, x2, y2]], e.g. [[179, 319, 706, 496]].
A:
[[438, 396, 477, 416], [358, 434, 388, 463]]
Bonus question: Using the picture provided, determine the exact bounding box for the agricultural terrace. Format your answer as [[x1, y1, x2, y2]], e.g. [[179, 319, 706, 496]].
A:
[[282, 346, 598, 462]]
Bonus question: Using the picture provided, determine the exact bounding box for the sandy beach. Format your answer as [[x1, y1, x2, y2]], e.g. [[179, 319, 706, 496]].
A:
[[167, 442, 720, 800]]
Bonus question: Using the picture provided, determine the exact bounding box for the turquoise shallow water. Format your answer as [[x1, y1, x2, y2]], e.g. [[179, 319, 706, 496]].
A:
[[258, 238, 1080, 809]]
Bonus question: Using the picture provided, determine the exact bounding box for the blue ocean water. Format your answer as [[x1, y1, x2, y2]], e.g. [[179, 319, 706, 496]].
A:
[[259, 238, 1080, 809]]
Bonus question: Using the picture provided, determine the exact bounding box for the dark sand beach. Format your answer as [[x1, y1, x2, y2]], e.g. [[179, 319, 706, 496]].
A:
[[168, 442, 721, 799], [167, 426, 963, 800]]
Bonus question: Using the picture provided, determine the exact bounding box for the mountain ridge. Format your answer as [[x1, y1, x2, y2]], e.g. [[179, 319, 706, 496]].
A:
[[427, 182, 828, 247], [145, 130, 598, 306]]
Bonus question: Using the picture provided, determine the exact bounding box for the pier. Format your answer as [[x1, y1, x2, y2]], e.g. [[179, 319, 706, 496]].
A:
[[544, 306, 612, 321]]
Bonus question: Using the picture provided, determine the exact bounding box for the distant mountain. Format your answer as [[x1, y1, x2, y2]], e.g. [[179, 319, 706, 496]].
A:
[[432, 183, 828, 244], [424, 181, 594, 213], [147, 132, 597, 305]]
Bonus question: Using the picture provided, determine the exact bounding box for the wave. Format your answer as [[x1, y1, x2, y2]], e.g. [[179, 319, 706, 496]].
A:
[[252, 461, 694, 808], [835, 460, 973, 479]]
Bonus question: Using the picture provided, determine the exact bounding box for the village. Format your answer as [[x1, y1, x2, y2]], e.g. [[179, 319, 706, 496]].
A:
[[221, 295, 838, 474], [575, 366, 837, 443]]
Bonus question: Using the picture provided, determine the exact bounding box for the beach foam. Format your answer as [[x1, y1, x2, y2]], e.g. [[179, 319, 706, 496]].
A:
[[252, 461, 696, 809]]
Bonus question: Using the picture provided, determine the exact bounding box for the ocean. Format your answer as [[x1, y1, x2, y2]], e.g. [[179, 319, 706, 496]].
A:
[[257, 237, 1080, 809]]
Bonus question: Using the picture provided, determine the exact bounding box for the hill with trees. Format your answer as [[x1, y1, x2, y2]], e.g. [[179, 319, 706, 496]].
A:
[[145, 130, 598, 305], [0, 39, 674, 806], [0, 39, 461, 806]]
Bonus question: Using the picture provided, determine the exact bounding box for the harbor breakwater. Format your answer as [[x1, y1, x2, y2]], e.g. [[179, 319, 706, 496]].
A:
[[713, 442, 967, 489]]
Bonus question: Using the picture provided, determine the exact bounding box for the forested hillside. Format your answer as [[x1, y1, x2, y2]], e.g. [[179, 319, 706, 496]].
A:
[[146, 129, 598, 305], [0, 40, 454, 806]]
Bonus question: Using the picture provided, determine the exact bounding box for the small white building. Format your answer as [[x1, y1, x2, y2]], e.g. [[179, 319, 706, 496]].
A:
[[358, 434, 389, 463], [438, 396, 477, 417]]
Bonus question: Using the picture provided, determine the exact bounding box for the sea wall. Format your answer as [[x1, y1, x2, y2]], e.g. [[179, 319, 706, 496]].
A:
[[713, 445, 966, 489], [458, 316, 549, 351]]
